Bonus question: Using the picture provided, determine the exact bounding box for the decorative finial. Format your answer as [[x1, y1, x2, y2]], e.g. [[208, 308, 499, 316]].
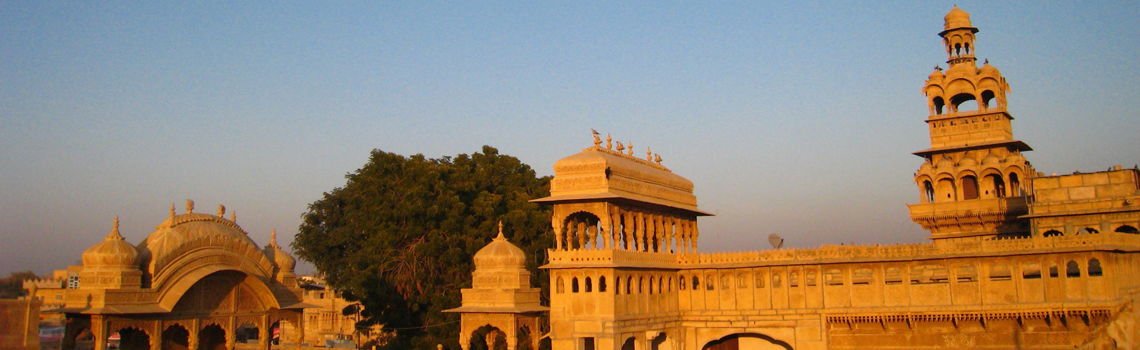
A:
[[627, 141, 634, 156], [270, 229, 279, 247], [496, 221, 505, 240], [591, 129, 601, 146], [170, 203, 176, 218], [647, 147, 652, 161], [934, 65, 942, 71], [186, 199, 194, 214], [231, 210, 237, 223], [106, 216, 123, 240], [606, 134, 612, 149], [218, 204, 225, 217], [616, 141, 625, 152], [654, 153, 662, 164]]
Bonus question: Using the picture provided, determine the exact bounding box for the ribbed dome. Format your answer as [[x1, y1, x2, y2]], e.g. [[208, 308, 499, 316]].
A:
[[265, 229, 297, 272], [982, 153, 1002, 166], [980, 61, 1000, 75], [136, 202, 266, 274], [944, 6, 972, 30], [473, 224, 527, 270], [82, 217, 139, 269], [936, 156, 956, 169], [928, 68, 945, 81]]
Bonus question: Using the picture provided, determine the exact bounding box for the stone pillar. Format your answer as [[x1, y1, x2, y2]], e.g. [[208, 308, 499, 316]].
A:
[[623, 214, 634, 251], [645, 215, 657, 252], [226, 317, 237, 350], [601, 215, 612, 250], [579, 222, 588, 249], [692, 222, 699, 253], [554, 217, 564, 251], [587, 224, 597, 250], [656, 217, 666, 253], [188, 319, 199, 350], [151, 321, 162, 350], [260, 314, 271, 350], [92, 315, 107, 350]]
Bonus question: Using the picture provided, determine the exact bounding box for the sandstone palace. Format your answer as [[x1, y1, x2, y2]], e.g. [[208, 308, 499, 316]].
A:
[[449, 7, 1140, 350]]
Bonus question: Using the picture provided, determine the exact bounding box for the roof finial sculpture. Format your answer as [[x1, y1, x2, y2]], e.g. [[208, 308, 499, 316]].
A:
[[606, 134, 612, 149], [654, 153, 662, 164], [186, 199, 195, 214], [496, 221, 505, 240], [107, 216, 123, 240], [628, 141, 634, 156], [616, 141, 625, 153], [647, 147, 653, 161], [270, 228, 279, 248], [231, 210, 237, 223], [218, 204, 225, 217], [591, 129, 601, 147], [169, 203, 175, 218], [934, 65, 942, 71]]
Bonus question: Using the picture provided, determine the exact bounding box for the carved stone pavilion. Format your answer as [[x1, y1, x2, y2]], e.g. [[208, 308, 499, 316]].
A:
[[39, 201, 310, 350], [452, 6, 1140, 350]]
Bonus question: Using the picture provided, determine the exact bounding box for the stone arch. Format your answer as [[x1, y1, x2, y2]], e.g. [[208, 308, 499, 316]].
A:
[[161, 324, 190, 350], [961, 174, 980, 200], [980, 89, 997, 109], [1115, 225, 1140, 234], [1088, 258, 1103, 277], [154, 252, 279, 311], [468, 324, 508, 350], [983, 173, 1006, 198], [599, 276, 607, 293], [556, 276, 564, 294], [651, 331, 673, 350], [197, 324, 227, 350], [701, 333, 793, 350], [627, 276, 634, 294], [112, 327, 152, 350], [563, 211, 603, 250], [1067, 260, 1081, 278], [585, 277, 592, 292], [571, 277, 579, 293], [921, 179, 935, 203], [936, 177, 957, 201], [1008, 171, 1023, 196], [168, 270, 275, 316]]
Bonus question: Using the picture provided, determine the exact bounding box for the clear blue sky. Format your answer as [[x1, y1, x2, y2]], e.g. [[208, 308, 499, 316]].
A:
[[2, 2, 1138, 276]]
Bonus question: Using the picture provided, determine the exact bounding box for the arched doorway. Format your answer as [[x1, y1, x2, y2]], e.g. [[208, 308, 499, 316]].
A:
[[114, 328, 150, 350], [198, 324, 227, 350], [235, 322, 260, 345], [161, 325, 190, 350], [702, 333, 792, 350], [469, 325, 507, 350]]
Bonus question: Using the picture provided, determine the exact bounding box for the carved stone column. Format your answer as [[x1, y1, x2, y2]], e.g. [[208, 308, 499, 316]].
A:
[[576, 221, 587, 250], [634, 213, 645, 252], [645, 214, 657, 252], [587, 224, 597, 250], [92, 315, 107, 350], [623, 213, 634, 251], [260, 314, 270, 350], [553, 217, 564, 251]]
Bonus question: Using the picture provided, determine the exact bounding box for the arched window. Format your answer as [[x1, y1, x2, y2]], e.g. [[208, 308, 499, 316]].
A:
[[937, 178, 957, 201], [789, 272, 800, 287], [692, 276, 700, 290], [572, 277, 579, 293], [1009, 173, 1022, 196], [986, 174, 1006, 198], [755, 273, 765, 288], [585, 277, 592, 292], [1049, 262, 1058, 278], [626, 276, 633, 294], [658, 277, 663, 293], [721, 274, 730, 289], [988, 264, 1011, 281], [884, 268, 903, 285], [1043, 230, 1063, 237], [706, 275, 715, 290], [852, 269, 874, 285], [648, 277, 654, 294], [1022, 262, 1042, 279], [923, 181, 935, 203], [599, 276, 607, 292], [638, 277, 644, 294], [956, 265, 977, 282], [933, 96, 946, 115], [951, 93, 978, 112], [962, 175, 979, 200], [678, 275, 686, 290], [772, 273, 782, 288], [1067, 261, 1081, 278], [614, 276, 620, 294], [806, 270, 817, 286], [668, 277, 673, 292], [737, 273, 747, 288], [1088, 259, 1103, 277], [825, 269, 844, 286], [980, 90, 995, 109], [557, 277, 565, 294], [1116, 225, 1140, 234]]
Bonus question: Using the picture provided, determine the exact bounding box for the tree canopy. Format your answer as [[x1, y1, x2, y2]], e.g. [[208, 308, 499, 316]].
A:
[[0, 271, 39, 299], [292, 146, 552, 349]]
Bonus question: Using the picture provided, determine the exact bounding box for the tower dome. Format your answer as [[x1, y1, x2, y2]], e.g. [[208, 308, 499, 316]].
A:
[[265, 229, 297, 272], [82, 217, 139, 269], [944, 6, 973, 30], [472, 222, 527, 270]]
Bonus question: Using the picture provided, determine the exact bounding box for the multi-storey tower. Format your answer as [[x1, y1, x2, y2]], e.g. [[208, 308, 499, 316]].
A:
[[908, 6, 1036, 242]]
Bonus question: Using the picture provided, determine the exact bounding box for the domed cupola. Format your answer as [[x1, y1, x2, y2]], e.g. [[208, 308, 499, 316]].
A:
[[265, 229, 297, 273], [82, 217, 139, 269], [980, 60, 1000, 75], [79, 217, 142, 289], [928, 67, 945, 81], [944, 6, 973, 30], [473, 223, 528, 270]]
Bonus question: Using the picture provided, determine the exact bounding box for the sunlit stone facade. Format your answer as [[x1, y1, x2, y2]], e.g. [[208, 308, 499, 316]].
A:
[[496, 7, 1140, 350]]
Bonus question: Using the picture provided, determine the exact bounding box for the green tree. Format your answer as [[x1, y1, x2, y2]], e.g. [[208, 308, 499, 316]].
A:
[[293, 146, 552, 349], [0, 271, 39, 299]]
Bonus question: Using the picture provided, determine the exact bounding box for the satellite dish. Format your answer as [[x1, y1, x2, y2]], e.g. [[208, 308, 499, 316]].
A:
[[768, 234, 784, 249]]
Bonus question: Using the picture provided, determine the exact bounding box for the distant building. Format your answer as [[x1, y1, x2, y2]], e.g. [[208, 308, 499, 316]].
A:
[[280, 275, 389, 348], [451, 7, 1140, 350]]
